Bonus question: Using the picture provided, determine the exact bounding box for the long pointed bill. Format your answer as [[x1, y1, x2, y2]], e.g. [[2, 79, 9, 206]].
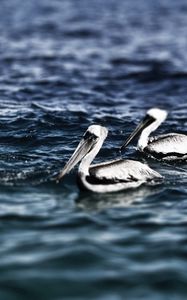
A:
[[56, 137, 96, 182], [120, 115, 155, 152]]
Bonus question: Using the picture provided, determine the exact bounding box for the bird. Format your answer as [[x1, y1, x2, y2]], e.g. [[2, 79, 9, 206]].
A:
[[120, 108, 187, 161], [57, 125, 163, 193]]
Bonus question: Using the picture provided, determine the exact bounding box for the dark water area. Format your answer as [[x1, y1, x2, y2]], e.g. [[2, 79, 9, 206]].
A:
[[0, 0, 187, 299]]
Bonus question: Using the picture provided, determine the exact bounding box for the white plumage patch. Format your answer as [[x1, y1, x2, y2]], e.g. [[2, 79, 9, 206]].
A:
[[90, 159, 162, 182], [148, 133, 187, 154]]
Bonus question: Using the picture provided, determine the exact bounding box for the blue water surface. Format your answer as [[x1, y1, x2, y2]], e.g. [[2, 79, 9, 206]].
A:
[[0, 0, 187, 299]]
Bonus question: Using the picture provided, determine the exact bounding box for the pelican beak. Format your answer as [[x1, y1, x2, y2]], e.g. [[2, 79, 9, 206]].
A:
[[56, 133, 97, 182], [120, 114, 155, 152]]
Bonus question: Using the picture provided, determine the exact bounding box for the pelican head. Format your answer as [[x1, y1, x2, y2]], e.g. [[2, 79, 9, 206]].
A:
[[146, 108, 168, 122], [120, 108, 168, 151], [57, 125, 108, 181]]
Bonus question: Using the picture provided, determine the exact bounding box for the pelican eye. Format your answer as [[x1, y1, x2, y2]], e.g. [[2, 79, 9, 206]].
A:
[[83, 131, 98, 141], [143, 114, 156, 125]]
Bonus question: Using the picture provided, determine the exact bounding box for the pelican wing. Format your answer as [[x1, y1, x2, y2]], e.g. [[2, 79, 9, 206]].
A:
[[148, 133, 187, 155], [89, 159, 162, 183]]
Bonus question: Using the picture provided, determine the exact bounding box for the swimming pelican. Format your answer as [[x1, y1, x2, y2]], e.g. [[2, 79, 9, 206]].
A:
[[120, 108, 187, 161], [57, 125, 163, 193]]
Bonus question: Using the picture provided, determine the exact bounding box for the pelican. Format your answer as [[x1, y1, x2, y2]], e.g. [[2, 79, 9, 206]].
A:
[[120, 108, 187, 161], [57, 125, 163, 193]]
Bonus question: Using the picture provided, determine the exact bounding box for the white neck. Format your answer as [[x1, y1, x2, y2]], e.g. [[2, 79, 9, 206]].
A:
[[138, 119, 162, 150], [78, 136, 105, 176]]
